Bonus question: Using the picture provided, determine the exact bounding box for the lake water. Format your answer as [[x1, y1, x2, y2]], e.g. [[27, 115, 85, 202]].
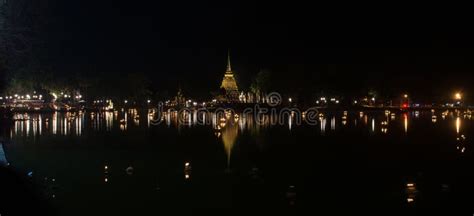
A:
[[3, 109, 474, 215]]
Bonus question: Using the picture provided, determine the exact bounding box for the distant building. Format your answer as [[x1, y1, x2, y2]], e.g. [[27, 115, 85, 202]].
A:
[[219, 52, 240, 102], [170, 88, 186, 107]]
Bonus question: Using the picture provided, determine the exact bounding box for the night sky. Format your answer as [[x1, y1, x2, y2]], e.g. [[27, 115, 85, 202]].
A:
[[37, 1, 474, 100]]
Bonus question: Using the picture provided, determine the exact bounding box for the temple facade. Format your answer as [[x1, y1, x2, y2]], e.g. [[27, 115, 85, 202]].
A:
[[219, 52, 240, 102]]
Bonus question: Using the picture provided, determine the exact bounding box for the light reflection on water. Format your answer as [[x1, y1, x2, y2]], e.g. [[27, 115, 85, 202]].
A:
[[5, 109, 474, 213], [10, 109, 472, 160], [10, 110, 471, 137]]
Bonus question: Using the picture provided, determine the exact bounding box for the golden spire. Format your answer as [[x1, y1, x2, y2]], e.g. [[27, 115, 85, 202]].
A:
[[219, 50, 239, 102], [226, 50, 232, 72]]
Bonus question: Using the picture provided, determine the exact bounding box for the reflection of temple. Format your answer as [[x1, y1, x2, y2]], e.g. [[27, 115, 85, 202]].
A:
[[218, 52, 240, 103], [220, 119, 238, 166]]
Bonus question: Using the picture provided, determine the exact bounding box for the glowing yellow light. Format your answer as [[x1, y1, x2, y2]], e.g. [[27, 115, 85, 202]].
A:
[[371, 118, 375, 132], [404, 94, 408, 98], [455, 92, 462, 100], [407, 198, 414, 203], [407, 183, 415, 187], [404, 114, 408, 133], [456, 117, 461, 134]]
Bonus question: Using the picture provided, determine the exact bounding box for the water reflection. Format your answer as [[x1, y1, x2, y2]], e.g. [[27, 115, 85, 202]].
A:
[[406, 182, 417, 204], [455, 116, 467, 153], [404, 114, 408, 133], [456, 117, 461, 134], [104, 165, 109, 183], [11, 110, 473, 139], [13, 112, 86, 136], [7, 109, 474, 213], [219, 117, 239, 165], [184, 162, 192, 180], [320, 117, 326, 134]]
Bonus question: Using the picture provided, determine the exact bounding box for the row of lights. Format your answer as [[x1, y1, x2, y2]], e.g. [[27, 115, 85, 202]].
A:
[[310, 92, 462, 105], [315, 97, 340, 105], [93, 99, 153, 104], [0, 94, 43, 100], [1, 92, 464, 104]]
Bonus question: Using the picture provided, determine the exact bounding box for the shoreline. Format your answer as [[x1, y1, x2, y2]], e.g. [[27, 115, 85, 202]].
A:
[[1, 105, 471, 114]]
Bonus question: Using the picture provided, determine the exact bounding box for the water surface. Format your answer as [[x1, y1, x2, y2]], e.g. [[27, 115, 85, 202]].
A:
[[4, 109, 474, 214]]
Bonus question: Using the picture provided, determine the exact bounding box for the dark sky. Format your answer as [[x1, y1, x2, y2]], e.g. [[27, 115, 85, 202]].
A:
[[41, 1, 474, 100]]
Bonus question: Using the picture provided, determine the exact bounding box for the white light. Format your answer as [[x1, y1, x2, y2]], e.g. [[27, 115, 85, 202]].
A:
[[124, 100, 128, 104], [147, 100, 151, 103], [288, 98, 292, 103], [354, 100, 358, 104], [14, 94, 18, 97], [0, 97, 3, 100], [193, 102, 197, 106], [320, 97, 326, 101], [371, 97, 375, 101], [335, 100, 340, 104]]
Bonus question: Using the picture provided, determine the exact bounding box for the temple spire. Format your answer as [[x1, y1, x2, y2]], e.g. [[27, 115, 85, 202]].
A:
[[226, 50, 232, 72], [219, 50, 239, 102]]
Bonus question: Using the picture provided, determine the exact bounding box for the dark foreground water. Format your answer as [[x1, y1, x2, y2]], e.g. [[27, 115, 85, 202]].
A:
[[2, 109, 474, 215]]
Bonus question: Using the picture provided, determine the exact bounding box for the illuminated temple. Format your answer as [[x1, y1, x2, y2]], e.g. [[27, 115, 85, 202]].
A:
[[219, 52, 240, 102]]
